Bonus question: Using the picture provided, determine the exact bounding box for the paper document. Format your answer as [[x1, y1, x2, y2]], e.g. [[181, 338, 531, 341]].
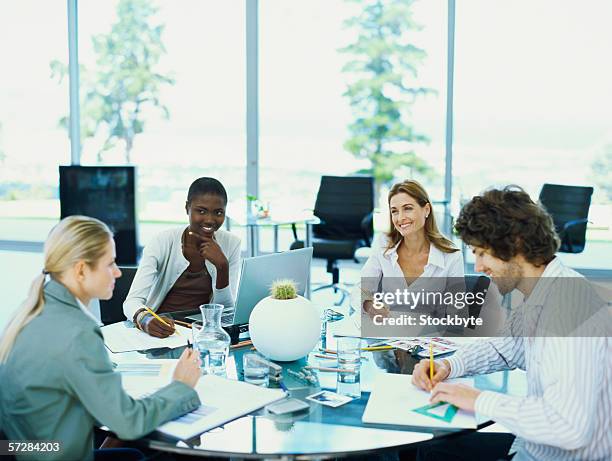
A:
[[157, 375, 287, 440], [115, 359, 177, 398], [101, 321, 191, 353], [362, 373, 477, 429], [386, 337, 460, 357]]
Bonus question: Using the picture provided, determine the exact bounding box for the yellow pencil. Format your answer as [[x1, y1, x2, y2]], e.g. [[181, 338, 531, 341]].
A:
[[143, 306, 181, 336], [429, 343, 434, 382], [361, 345, 394, 351]]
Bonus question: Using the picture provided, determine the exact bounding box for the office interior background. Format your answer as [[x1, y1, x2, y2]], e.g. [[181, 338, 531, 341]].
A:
[[1, 0, 611, 328]]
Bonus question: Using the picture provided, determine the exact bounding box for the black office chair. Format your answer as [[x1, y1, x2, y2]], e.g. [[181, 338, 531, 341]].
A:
[[100, 266, 137, 325], [538, 184, 593, 253], [307, 176, 375, 305], [464, 274, 490, 328]]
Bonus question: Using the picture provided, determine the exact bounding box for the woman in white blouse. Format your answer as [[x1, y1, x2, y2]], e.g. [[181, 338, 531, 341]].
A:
[[360, 179, 464, 320]]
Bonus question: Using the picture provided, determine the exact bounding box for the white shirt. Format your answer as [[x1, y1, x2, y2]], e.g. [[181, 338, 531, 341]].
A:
[[123, 227, 241, 321], [76, 298, 102, 327], [360, 233, 465, 308], [446, 257, 611, 461]]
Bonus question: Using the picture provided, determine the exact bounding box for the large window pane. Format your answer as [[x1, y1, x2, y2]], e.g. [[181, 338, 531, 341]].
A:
[[259, 0, 448, 243], [0, 1, 68, 240], [79, 0, 246, 247], [455, 0, 612, 268]]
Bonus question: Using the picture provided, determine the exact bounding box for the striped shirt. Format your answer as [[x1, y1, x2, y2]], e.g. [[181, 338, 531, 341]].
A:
[[446, 257, 611, 461]]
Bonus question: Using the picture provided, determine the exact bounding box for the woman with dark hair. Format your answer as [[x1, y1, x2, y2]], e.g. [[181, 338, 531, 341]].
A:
[[360, 179, 464, 316], [124, 177, 241, 337]]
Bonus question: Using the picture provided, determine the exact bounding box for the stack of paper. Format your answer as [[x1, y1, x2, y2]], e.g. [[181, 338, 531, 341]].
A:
[[362, 373, 477, 429], [115, 359, 178, 398], [157, 375, 287, 439], [101, 321, 191, 353]]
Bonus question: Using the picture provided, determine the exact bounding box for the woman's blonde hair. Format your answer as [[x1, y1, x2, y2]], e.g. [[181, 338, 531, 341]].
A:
[[385, 179, 458, 254], [0, 215, 113, 363]]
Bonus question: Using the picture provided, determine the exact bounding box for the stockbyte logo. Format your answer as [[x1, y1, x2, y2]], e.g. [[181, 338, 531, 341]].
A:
[[359, 276, 611, 338]]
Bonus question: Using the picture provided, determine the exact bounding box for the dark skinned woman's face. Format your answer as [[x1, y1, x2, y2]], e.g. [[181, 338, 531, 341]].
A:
[[185, 193, 226, 237]]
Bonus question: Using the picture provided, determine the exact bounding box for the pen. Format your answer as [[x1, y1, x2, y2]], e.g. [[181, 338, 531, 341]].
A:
[[320, 346, 393, 354], [174, 319, 193, 328], [143, 306, 181, 336], [305, 366, 357, 374], [319, 348, 337, 355], [314, 353, 337, 360], [229, 339, 253, 350], [429, 343, 434, 382], [187, 340, 192, 349], [361, 345, 394, 351]]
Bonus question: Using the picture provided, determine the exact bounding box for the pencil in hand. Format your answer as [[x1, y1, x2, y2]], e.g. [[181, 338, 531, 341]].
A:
[[143, 306, 181, 337], [429, 343, 434, 383]]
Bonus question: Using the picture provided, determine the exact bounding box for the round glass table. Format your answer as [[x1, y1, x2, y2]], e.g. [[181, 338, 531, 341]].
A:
[[107, 321, 526, 459]]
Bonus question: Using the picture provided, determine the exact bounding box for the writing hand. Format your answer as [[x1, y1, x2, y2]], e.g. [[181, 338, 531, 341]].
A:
[[429, 382, 480, 412]]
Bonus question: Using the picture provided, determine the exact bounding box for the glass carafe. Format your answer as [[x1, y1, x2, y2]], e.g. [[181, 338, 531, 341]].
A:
[[193, 303, 231, 376]]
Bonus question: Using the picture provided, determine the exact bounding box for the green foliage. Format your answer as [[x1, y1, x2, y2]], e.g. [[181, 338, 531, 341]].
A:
[[51, 0, 173, 163], [340, 0, 434, 188], [591, 146, 612, 201], [270, 279, 298, 300]]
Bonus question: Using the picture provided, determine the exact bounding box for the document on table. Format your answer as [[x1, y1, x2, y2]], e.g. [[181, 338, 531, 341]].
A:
[[157, 375, 287, 440], [101, 321, 191, 353], [362, 373, 477, 429], [114, 359, 178, 398]]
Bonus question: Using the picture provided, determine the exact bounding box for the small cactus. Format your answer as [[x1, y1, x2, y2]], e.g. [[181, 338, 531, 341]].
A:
[[270, 279, 298, 300]]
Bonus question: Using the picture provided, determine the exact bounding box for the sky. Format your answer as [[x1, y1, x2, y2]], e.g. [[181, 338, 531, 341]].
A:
[[1, 0, 611, 204]]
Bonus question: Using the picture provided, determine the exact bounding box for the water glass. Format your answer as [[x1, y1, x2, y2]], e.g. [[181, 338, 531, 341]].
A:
[[242, 353, 270, 387], [336, 337, 361, 398]]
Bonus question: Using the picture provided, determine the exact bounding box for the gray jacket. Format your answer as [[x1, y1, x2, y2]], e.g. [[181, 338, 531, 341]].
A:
[[0, 279, 200, 461]]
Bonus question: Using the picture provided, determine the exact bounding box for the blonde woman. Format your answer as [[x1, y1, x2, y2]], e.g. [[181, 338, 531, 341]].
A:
[[360, 180, 464, 318], [0, 216, 201, 461]]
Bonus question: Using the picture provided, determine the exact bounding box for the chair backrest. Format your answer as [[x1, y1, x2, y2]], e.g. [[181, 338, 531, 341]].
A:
[[538, 183, 593, 253], [464, 274, 490, 328], [100, 266, 137, 325], [313, 175, 374, 240]]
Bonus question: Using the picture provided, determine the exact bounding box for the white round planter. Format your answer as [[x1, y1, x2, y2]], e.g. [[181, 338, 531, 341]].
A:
[[249, 295, 321, 362]]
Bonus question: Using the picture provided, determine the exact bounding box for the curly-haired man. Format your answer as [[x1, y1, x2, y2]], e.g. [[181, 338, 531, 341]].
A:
[[412, 186, 610, 461]]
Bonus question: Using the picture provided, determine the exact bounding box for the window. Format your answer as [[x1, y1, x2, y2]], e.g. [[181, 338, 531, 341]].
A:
[[455, 0, 612, 267], [0, 1, 68, 241], [78, 0, 246, 246], [259, 0, 448, 237]]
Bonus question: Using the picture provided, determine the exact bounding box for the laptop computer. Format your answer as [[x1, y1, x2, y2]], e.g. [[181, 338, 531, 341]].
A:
[[187, 247, 313, 327]]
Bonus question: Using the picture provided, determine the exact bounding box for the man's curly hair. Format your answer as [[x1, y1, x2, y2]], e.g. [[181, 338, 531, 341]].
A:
[[455, 186, 560, 266]]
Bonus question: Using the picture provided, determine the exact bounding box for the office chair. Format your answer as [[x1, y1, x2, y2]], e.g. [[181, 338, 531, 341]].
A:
[[538, 184, 593, 253], [100, 266, 137, 325], [308, 176, 375, 305], [464, 274, 490, 328]]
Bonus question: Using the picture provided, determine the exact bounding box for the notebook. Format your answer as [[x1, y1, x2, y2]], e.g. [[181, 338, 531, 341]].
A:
[[157, 375, 287, 439], [362, 373, 477, 429]]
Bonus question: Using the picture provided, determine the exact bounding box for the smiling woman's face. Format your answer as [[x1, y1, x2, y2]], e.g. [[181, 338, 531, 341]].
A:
[[389, 192, 430, 238], [186, 193, 226, 237]]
